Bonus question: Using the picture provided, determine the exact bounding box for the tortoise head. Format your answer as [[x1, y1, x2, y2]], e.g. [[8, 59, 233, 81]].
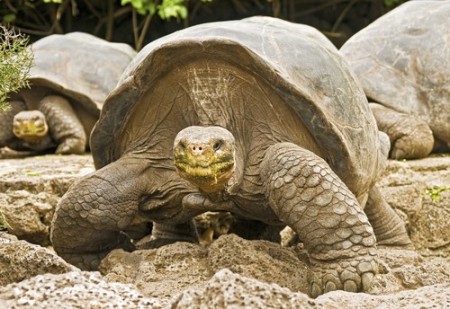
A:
[[174, 126, 236, 193], [12, 110, 49, 143]]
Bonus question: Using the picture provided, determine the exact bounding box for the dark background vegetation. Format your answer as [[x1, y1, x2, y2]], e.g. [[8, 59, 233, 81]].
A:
[[1, 0, 406, 50]]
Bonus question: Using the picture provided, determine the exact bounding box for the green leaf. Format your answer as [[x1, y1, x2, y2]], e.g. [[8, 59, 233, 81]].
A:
[[424, 186, 450, 202], [158, 0, 188, 20], [3, 14, 16, 23]]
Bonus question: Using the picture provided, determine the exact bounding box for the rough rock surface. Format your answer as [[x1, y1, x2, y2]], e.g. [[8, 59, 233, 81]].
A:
[[0, 155, 94, 245], [0, 154, 449, 307], [171, 268, 450, 309], [379, 155, 450, 259], [100, 234, 309, 299], [0, 232, 75, 286], [0, 271, 165, 308]]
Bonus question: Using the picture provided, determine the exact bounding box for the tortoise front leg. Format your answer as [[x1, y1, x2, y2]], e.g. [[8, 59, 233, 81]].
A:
[[369, 103, 434, 159], [39, 95, 86, 154], [51, 157, 147, 270], [261, 142, 377, 297]]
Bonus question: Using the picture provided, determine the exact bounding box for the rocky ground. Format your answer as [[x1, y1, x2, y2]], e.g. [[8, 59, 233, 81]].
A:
[[0, 154, 449, 308]]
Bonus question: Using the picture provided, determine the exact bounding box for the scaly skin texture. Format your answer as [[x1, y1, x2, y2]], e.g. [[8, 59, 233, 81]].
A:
[[51, 157, 146, 270], [369, 103, 434, 159], [364, 186, 411, 246], [39, 95, 86, 154], [260, 143, 378, 297]]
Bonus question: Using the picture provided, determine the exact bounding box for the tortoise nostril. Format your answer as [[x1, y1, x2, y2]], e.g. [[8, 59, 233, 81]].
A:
[[191, 145, 205, 154]]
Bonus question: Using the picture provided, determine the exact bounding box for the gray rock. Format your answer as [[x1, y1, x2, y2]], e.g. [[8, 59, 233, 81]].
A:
[[100, 234, 450, 301], [170, 268, 450, 309], [0, 155, 94, 245], [171, 268, 317, 308], [378, 156, 450, 258], [0, 232, 75, 286], [0, 271, 165, 308]]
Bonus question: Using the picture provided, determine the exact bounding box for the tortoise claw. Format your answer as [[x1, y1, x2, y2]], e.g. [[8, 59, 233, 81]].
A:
[[308, 254, 378, 297]]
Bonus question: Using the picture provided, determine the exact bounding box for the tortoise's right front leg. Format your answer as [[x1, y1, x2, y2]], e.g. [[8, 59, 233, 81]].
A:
[[51, 157, 147, 270], [261, 143, 377, 297]]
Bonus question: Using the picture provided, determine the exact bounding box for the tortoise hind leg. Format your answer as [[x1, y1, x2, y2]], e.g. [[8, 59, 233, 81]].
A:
[[365, 186, 412, 247], [260, 142, 377, 297], [369, 103, 434, 159], [39, 95, 86, 154]]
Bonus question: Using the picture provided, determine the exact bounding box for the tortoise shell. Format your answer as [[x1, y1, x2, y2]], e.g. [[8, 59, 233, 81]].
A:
[[340, 1, 450, 144], [91, 16, 384, 201], [28, 32, 137, 115]]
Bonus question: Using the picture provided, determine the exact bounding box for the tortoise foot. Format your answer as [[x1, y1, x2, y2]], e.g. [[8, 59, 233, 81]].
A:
[[139, 221, 199, 249], [55, 137, 85, 154], [308, 252, 378, 297], [58, 252, 107, 271]]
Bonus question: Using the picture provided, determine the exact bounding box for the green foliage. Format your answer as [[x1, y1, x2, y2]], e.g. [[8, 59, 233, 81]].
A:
[[121, 0, 189, 20], [158, 0, 187, 20], [424, 186, 450, 202], [384, 0, 406, 9], [121, 0, 157, 15], [0, 26, 32, 112]]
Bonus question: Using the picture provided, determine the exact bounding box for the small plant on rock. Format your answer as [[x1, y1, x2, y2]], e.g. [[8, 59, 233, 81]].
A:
[[424, 186, 450, 202]]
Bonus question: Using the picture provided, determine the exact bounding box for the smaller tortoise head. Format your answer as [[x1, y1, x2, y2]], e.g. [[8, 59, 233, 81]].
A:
[[12, 110, 49, 143], [174, 126, 236, 193]]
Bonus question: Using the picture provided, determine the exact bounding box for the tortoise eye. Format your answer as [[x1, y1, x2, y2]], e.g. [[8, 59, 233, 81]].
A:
[[213, 141, 222, 151], [177, 140, 186, 150]]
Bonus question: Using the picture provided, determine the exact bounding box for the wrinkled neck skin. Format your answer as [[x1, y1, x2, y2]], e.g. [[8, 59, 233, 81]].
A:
[[21, 133, 54, 151], [204, 146, 244, 202]]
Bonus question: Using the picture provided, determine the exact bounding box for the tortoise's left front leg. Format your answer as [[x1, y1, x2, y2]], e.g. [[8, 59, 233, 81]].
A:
[[261, 142, 377, 297], [39, 95, 86, 154]]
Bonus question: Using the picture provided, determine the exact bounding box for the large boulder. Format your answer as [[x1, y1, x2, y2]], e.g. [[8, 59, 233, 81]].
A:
[[0, 232, 75, 286], [0, 271, 165, 308], [0, 155, 94, 245], [378, 156, 450, 258], [170, 268, 450, 309]]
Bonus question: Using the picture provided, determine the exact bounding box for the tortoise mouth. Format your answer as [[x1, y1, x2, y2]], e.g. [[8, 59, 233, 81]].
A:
[[175, 160, 235, 185], [13, 122, 49, 142]]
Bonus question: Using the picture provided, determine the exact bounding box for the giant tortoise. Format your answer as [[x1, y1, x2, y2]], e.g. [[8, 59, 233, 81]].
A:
[[51, 17, 410, 296], [340, 1, 450, 159], [0, 32, 136, 156]]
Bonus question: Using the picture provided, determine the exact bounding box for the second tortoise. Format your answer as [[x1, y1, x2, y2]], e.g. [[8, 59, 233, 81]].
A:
[[0, 32, 136, 156]]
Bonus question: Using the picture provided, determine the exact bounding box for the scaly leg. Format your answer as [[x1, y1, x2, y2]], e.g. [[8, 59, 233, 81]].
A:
[[51, 157, 148, 270], [39, 95, 86, 154], [370, 103, 434, 159], [365, 186, 412, 247], [261, 142, 377, 297]]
